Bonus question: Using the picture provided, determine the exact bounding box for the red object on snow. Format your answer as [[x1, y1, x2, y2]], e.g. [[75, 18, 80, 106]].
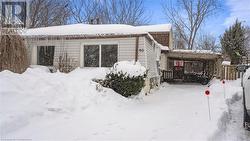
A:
[[205, 90, 210, 96], [222, 80, 225, 84]]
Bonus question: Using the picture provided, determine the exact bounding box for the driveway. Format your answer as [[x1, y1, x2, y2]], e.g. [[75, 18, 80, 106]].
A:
[[0, 68, 247, 140]]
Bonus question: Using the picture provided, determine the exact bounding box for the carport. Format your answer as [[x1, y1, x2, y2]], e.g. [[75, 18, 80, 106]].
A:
[[161, 50, 222, 83]]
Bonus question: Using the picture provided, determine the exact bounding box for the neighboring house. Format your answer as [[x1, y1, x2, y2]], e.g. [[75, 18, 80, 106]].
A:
[[23, 24, 173, 88]]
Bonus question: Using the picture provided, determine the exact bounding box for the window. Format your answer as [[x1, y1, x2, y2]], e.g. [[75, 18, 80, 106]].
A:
[[101, 45, 118, 67], [37, 46, 55, 66], [84, 45, 99, 67], [83, 44, 118, 67]]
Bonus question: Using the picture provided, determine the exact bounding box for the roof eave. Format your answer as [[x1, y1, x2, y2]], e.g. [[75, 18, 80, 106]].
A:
[[23, 33, 148, 40]]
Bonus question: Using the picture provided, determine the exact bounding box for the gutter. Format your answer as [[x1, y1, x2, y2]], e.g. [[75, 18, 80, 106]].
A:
[[22, 34, 148, 40]]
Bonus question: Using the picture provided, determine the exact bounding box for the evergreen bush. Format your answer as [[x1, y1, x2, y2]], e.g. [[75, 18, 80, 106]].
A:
[[94, 61, 147, 97], [105, 71, 146, 97]]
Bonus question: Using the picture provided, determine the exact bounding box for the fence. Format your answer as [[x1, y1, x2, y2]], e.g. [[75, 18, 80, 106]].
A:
[[161, 70, 173, 82], [221, 65, 239, 80]]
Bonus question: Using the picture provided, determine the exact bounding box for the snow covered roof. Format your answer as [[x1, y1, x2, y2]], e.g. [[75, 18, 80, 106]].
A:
[[160, 46, 169, 51], [172, 49, 221, 55], [22, 23, 171, 51], [22, 23, 172, 37], [222, 61, 231, 66], [136, 24, 172, 32], [23, 24, 147, 36], [168, 49, 222, 60]]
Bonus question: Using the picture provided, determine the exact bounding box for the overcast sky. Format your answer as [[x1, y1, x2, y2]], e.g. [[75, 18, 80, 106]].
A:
[[145, 0, 250, 39]]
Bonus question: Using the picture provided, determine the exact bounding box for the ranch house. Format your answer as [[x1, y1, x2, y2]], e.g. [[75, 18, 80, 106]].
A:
[[23, 23, 222, 87], [23, 24, 173, 88]]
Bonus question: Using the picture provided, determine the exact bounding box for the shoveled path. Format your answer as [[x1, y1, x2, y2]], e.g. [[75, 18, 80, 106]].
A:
[[210, 95, 250, 141]]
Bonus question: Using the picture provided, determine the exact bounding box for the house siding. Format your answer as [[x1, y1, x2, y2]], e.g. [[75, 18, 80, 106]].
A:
[[26, 37, 146, 71], [145, 38, 160, 78], [160, 53, 168, 70]]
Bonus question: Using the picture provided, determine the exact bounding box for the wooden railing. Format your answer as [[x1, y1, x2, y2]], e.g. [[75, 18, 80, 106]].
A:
[[161, 70, 173, 82]]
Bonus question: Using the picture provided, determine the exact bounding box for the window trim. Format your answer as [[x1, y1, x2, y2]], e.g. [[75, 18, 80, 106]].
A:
[[80, 42, 119, 67]]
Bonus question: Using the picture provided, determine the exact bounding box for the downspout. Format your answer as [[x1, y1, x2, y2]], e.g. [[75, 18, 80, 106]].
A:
[[135, 36, 139, 62]]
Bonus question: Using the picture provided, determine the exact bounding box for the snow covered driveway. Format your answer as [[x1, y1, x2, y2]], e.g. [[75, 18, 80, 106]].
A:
[[210, 95, 250, 141], [0, 67, 247, 140]]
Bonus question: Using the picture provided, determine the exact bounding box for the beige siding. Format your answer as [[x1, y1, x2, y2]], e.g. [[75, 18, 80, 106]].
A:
[[26, 37, 146, 69], [144, 37, 161, 78], [160, 53, 168, 70]]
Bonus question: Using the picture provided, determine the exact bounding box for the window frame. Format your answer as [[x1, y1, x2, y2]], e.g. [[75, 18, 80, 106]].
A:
[[81, 42, 119, 67]]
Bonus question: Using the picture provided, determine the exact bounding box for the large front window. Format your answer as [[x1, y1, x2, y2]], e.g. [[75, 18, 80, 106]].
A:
[[37, 46, 55, 66], [84, 44, 118, 67], [84, 45, 99, 67], [101, 45, 118, 67]]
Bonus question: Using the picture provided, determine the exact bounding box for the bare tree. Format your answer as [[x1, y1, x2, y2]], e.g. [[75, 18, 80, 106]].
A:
[[103, 0, 149, 25], [69, 0, 100, 23], [29, 0, 70, 28], [0, 4, 28, 73], [70, 0, 149, 25], [162, 0, 219, 49], [197, 33, 217, 51], [173, 26, 186, 49]]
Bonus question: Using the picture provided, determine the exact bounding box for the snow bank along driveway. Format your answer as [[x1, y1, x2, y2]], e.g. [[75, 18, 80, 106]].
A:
[[0, 68, 243, 140]]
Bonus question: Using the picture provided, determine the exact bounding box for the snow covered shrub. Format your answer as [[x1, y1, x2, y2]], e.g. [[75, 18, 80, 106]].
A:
[[103, 61, 147, 97]]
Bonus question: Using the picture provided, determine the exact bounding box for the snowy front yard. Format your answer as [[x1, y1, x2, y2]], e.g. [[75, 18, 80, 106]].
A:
[[0, 67, 247, 140]]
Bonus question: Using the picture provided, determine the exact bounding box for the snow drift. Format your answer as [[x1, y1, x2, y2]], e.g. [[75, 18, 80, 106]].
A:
[[0, 66, 244, 140], [110, 61, 146, 77], [0, 67, 130, 136]]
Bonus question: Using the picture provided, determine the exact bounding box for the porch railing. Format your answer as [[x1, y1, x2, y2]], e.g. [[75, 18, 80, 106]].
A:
[[161, 70, 173, 82]]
